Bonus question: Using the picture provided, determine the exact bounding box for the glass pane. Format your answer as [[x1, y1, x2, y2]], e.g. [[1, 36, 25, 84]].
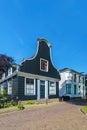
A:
[[26, 78, 34, 84], [41, 59, 48, 71]]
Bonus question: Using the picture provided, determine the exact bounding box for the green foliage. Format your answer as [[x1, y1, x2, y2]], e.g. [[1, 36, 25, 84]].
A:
[[10, 100, 17, 106], [18, 102, 25, 110], [4, 102, 10, 108], [0, 88, 8, 108], [82, 106, 87, 114], [27, 100, 35, 105]]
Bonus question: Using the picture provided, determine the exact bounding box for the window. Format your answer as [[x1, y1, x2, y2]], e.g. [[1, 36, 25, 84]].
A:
[[25, 78, 35, 95], [74, 74, 76, 82], [79, 76, 81, 83], [78, 86, 81, 94], [66, 84, 71, 94], [2, 73, 5, 79], [74, 85, 77, 95], [83, 77, 84, 84], [8, 68, 12, 76], [49, 81, 56, 95], [8, 81, 12, 95], [40, 58, 48, 72]]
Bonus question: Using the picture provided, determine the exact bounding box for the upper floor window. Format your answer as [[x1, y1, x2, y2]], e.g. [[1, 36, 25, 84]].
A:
[[74, 85, 77, 95], [2, 73, 5, 79], [83, 77, 85, 84], [40, 58, 48, 72], [8, 67, 12, 76], [74, 74, 76, 82], [79, 76, 81, 83]]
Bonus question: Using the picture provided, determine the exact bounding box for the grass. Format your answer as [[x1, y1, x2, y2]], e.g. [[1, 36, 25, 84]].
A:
[[26, 100, 36, 105], [81, 106, 87, 114], [0, 100, 49, 114], [0, 99, 58, 114], [0, 106, 18, 114]]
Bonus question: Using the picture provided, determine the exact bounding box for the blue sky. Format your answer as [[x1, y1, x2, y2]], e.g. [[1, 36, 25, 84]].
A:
[[0, 0, 87, 73]]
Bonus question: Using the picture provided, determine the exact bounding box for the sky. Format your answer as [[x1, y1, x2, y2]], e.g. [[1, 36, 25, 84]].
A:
[[0, 0, 87, 73]]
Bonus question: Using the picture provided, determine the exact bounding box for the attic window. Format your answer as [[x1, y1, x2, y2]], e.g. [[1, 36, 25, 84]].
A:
[[40, 58, 48, 72]]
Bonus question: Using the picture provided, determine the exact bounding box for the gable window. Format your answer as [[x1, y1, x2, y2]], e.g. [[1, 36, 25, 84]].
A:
[[8, 81, 12, 95], [25, 78, 35, 95], [66, 84, 71, 94], [40, 58, 48, 72], [49, 81, 56, 95]]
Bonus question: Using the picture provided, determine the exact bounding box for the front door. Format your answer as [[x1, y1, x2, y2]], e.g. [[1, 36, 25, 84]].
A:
[[40, 80, 45, 99]]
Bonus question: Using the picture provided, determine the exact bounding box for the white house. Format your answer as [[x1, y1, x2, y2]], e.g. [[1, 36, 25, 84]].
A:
[[59, 68, 86, 98]]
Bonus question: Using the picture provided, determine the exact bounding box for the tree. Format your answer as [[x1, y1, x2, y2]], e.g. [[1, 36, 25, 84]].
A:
[[0, 54, 14, 78]]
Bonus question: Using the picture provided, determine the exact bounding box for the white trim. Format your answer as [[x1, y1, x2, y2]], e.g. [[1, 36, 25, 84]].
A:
[[2, 73, 5, 79], [19, 38, 59, 77], [20, 39, 40, 65], [8, 81, 12, 95], [50, 44, 61, 76], [0, 71, 59, 84], [37, 79, 40, 100], [45, 80, 48, 99], [8, 67, 12, 76], [25, 77, 36, 96], [18, 71, 59, 82], [40, 58, 49, 72]]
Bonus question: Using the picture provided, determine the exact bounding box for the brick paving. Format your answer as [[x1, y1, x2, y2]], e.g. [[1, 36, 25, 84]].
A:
[[0, 100, 87, 130]]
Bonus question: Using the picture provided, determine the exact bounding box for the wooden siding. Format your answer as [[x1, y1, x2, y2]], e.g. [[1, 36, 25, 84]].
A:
[[20, 41, 60, 79], [18, 76, 37, 100]]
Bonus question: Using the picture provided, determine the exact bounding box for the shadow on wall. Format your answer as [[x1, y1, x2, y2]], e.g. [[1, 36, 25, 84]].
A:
[[59, 81, 66, 97]]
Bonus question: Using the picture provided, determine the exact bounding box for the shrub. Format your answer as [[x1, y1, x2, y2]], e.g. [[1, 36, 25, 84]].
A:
[[4, 102, 10, 108], [10, 100, 17, 106], [27, 100, 35, 105], [18, 102, 25, 110]]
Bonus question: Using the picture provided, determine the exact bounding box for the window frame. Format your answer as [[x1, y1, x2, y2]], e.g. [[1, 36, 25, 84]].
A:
[[25, 78, 35, 96], [74, 84, 77, 95], [8, 67, 12, 76], [8, 81, 12, 95], [40, 58, 49, 72], [66, 84, 71, 94], [49, 81, 56, 95]]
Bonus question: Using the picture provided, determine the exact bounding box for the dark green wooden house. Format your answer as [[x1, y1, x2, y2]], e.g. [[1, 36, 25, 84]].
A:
[[0, 38, 60, 100]]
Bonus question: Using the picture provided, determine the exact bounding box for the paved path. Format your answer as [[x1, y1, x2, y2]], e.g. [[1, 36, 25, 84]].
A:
[[0, 101, 87, 130]]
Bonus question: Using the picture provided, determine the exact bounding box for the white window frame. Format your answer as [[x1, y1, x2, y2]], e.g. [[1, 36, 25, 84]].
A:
[[66, 84, 71, 94], [25, 78, 35, 95], [8, 67, 12, 76], [2, 73, 5, 79], [8, 81, 12, 95], [49, 81, 56, 95], [40, 58, 48, 72], [0, 84, 4, 94]]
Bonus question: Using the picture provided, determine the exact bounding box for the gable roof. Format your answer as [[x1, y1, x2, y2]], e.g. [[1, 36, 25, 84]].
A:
[[59, 68, 85, 76]]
